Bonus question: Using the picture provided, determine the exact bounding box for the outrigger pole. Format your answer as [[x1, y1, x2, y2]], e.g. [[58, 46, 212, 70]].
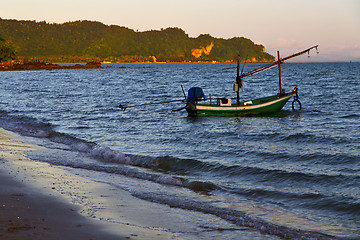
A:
[[239, 45, 319, 95]]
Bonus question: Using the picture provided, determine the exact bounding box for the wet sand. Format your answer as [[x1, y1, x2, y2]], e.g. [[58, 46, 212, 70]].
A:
[[0, 129, 177, 239], [0, 129, 124, 239], [0, 128, 276, 240], [0, 170, 125, 240]]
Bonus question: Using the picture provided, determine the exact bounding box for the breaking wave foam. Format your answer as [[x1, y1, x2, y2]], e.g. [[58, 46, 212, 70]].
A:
[[0, 111, 131, 165]]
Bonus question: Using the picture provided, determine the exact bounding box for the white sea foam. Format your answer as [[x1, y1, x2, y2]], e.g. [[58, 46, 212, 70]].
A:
[[156, 175, 183, 186], [90, 145, 132, 165]]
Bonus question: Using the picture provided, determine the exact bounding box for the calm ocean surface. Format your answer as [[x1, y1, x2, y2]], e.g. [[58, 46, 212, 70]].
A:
[[0, 62, 359, 239]]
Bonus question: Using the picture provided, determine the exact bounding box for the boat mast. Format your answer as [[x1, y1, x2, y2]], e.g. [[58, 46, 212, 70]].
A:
[[236, 56, 240, 105], [277, 51, 282, 96]]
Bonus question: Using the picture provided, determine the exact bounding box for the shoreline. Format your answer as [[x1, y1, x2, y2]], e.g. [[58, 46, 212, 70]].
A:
[[0, 128, 280, 240], [0, 129, 179, 239], [0, 61, 103, 71], [0, 129, 125, 239], [0, 170, 124, 240], [1, 61, 356, 72]]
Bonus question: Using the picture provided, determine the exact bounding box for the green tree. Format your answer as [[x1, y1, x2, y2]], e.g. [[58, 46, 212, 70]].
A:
[[0, 37, 16, 62], [0, 19, 274, 63]]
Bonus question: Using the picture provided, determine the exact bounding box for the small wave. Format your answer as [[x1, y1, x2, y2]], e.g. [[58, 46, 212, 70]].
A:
[[283, 132, 313, 141], [222, 162, 358, 188], [186, 180, 218, 192], [46, 157, 217, 194], [293, 151, 360, 165], [340, 114, 360, 119], [89, 145, 131, 165], [228, 187, 360, 217], [2, 111, 358, 224], [1, 112, 354, 186], [0, 111, 219, 193], [131, 155, 217, 174], [130, 191, 336, 240], [131, 153, 358, 191], [0, 112, 131, 165], [300, 194, 360, 217], [0, 111, 53, 138], [282, 132, 353, 145]]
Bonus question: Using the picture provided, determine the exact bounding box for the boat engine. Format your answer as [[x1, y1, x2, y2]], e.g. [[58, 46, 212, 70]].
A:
[[187, 87, 207, 103]]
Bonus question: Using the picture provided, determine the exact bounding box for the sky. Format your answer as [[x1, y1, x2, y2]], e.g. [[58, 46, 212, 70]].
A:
[[1, 0, 360, 62]]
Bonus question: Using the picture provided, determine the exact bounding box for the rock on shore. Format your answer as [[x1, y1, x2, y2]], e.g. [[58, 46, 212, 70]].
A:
[[0, 61, 102, 71]]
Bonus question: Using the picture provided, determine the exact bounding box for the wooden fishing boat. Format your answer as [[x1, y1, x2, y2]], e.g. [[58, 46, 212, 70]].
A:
[[186, 93, 294, 117], [185, 45, 318, 117], [119, 46, 318, 115]]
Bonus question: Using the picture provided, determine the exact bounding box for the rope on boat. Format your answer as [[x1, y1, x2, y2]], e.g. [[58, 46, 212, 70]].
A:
[[119, 99, 185, 111]]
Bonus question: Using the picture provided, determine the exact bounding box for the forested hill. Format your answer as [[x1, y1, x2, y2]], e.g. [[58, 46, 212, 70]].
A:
[[0, 18, 274, 63]]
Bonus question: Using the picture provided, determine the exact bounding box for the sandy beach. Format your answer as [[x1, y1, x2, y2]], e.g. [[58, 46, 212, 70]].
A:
[[0, 170, 125, 240], [0, 129, 180, 240], [0, 129, 124, 239], [1, 128, 269, 240]]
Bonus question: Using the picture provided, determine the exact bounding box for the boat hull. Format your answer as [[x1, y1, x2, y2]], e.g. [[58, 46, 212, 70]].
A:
[[186, 93, 293, 117]]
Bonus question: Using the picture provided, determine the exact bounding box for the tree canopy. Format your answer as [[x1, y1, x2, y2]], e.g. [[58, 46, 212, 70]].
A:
[[0, 18, 274, 63], [0, 36, 16, 62]]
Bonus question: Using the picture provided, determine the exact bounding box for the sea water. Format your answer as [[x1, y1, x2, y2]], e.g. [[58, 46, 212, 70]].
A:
[[0, 62, 359, 239]]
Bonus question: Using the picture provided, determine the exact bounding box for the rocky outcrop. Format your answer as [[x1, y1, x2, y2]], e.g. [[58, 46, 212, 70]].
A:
[[191, 42, 214, 58], [0, 61, 103, 71]]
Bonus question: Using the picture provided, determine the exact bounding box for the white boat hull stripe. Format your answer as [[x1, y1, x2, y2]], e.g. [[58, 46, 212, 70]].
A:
[[195, 95, 293, 111]]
